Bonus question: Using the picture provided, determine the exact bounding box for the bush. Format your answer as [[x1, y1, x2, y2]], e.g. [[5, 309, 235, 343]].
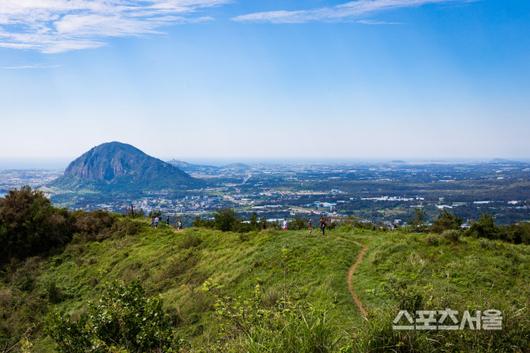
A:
[[110, 218, 144, 238], [504, 222, 530, 244], [46, 281, 181, 353], [72, 210, 116, 239], [466, 214, 499, 240], [460, 214, 530, 245], [431, 210, 463, 233], [441, 229, 461, 243]]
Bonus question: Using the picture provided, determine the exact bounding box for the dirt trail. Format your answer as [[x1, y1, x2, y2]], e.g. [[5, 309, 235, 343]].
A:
[[347, 243, 369, 319]]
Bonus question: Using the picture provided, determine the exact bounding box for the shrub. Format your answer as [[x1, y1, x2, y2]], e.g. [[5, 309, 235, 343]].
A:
[[463, 215, 530, 244], [110, 218, 144, 238], [505, 222, 530, 244], [466, 214, 499, 240], [46, 281, 181, 353], [431, 210, 463, 233], [72, 210, 116, 238], [441, 229, 461, 243]]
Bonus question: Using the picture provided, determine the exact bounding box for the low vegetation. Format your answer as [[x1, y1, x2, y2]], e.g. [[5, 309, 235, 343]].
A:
[[0, 188, 528, 352], [428, 210, 530, 244], [47, 281, 181, 353], [0, 187, 119, 265]]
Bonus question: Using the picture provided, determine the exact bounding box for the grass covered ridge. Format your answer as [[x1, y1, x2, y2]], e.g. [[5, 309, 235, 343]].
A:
[[1, 219, 528, 352]]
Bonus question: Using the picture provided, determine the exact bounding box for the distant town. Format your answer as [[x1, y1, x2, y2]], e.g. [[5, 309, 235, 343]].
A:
[[2, 159, 529, 227]]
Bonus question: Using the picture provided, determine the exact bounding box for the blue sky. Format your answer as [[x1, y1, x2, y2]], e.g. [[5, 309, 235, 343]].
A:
[[1, 0, 529, 161]]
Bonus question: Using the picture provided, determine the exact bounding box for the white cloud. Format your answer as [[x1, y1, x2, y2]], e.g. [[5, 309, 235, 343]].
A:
[[356, 19, 403, 25], [0, 0, 229, 53], [233, 0, 473, 24], [2, 64, 61, 70]]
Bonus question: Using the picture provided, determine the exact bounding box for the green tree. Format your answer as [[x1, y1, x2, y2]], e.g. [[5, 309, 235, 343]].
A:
[[214, 208, 239, 232], [0, 187, 73, 264], [465, 214, 499, 240]]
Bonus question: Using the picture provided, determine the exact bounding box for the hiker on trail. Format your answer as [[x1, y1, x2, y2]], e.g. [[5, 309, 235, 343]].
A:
[[154, 216, 159, 228], [282, 219, 288, 231], [319, 216, 327, 236], [177, 220, 183, 230], [166, 217, 170, 225], [308, 219, 313, 235]]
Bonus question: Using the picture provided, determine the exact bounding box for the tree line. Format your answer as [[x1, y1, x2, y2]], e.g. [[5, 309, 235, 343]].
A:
[[411, 208, 530, 244], [1, 187, 528, 267]]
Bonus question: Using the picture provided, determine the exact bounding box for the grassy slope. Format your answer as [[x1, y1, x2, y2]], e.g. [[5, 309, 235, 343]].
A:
[[4, 221, 528, 351], [355, 231, 529, 312], [31, 222, 362, 351]]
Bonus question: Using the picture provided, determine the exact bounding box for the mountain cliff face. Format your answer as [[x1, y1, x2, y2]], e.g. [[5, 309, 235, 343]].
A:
[[52, 142, 201, 191]]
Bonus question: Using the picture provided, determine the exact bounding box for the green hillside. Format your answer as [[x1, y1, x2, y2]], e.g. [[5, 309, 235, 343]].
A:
[[1, 219, 529, 352]]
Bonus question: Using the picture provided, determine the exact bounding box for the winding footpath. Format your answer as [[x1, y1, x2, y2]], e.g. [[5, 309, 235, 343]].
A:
[[347, 242, 369, 319]]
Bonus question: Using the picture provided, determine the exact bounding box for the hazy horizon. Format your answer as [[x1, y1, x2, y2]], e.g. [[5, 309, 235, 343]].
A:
[[1, 154, 530, 171]]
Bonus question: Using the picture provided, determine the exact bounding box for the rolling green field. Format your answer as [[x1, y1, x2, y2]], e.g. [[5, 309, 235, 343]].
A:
[[1, 220, 529, 352]]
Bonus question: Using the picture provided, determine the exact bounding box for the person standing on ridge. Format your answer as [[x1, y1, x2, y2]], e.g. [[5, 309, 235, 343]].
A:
[[154, 216, 159, 228], [320, 216, 327, 236], [308, 219, 313, 235]]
